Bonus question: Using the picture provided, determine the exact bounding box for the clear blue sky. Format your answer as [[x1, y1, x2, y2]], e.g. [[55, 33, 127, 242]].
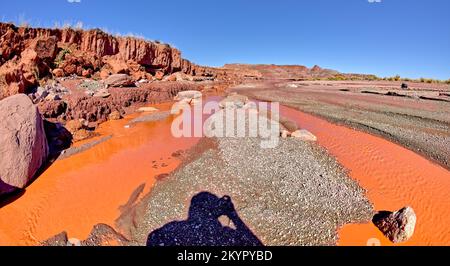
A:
[[2, 0, 449, 79]]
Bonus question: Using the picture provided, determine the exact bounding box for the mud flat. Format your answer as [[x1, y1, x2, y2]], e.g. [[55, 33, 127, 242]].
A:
[[234, 80, 450, 170]]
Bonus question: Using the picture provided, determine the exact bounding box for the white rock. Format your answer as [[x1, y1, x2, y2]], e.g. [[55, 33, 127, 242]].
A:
[[291, 130, 317, 141]]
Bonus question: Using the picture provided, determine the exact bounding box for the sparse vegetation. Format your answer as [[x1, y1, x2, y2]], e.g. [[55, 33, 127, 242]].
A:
[[55, 48, 71, 66]]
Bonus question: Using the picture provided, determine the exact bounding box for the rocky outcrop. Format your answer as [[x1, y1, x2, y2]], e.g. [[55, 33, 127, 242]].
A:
[[0, 23, 213, 100], [0, 94, 49, 195], [0, 33, 59, 99], [38, 82, 198, 125], [373, 206, 417, 243], [291, 130, 317, 142]]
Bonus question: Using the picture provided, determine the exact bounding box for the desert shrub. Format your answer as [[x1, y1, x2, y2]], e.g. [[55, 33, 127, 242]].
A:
[[55, 48, 71, 66]]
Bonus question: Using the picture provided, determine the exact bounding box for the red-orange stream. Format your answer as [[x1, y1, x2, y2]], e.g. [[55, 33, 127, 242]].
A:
[[280, 105, 450, 246], [0, 102, 200, 246]]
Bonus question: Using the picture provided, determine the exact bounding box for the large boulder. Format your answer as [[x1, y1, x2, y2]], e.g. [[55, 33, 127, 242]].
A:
[[0, 94, 49, 195], [373, 206, 417, 243], [104, 74, 135, 87]]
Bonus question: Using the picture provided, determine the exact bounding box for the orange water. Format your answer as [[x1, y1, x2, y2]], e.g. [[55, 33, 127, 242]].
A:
[[0, 102, 200, 245], [280, 105, 450, 246], [2, 99, 449, 246]]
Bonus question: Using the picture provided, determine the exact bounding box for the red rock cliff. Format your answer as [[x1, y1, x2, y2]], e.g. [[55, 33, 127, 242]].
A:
[[0, 23, 209, 99]]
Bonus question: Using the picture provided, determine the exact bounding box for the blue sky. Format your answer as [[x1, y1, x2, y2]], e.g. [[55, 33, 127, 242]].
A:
[[1, 0, 449, 79]]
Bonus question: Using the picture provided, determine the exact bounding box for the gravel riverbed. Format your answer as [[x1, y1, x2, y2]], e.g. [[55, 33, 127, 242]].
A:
[[120, 135, 373, 246]]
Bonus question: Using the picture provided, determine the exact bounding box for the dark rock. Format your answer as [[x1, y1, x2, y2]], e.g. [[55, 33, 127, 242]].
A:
[[373, 206, 416, 243]]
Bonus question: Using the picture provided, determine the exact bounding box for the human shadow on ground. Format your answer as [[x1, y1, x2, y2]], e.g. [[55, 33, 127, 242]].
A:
[[146, 192, 263, 246]]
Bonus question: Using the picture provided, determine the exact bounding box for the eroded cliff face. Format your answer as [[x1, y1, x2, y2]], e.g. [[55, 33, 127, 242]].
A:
[[0, 23, 192, 71], [0, 23, 211, 100]]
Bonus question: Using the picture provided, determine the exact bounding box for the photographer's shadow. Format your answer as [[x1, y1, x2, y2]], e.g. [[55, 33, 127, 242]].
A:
[[146, 192, 263, 246]]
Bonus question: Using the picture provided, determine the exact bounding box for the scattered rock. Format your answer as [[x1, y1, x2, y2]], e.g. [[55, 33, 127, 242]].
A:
[[93, 88, 111, 98], [138, 106, 159, 112], [65, 119, 93, 142], [30, 82, 69, 103], [35, 86, 49, 100], [38, 100, 67, 119], [281, 130, 290, 139], [105, 58, 129, 74], [373, 206, 417, 243], [67, 238, 82, 246], [291, 129, 317, 141], [41, 231, 69, 246], [137, 79, 149, 84], [401, 83, 409, 90], [104, 74, 135, 87], [219, 94, 249, 109], [82, 69, 93, 78], [45, 93, 61, 101], [164, 72, 195, 82], [81, 224, 129, 246], [52, 68, 65, 77], [174, 90, 202, 101], [0, 94, 49, 195], [154, 71, 164, 80], [108, 110, 122, 120], [65, 119, 84, 133]]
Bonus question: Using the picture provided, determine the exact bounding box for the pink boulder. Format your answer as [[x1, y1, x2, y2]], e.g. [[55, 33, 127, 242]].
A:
[[0, 94, 49, 195]]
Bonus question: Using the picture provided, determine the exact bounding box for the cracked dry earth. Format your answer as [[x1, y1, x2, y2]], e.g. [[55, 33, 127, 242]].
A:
[[121, 137, 373, 246]]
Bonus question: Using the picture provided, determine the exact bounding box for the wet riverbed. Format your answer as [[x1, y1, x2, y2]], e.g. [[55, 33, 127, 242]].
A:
[[1, 99, 449, 246], [0, 102, 200, 245], [280, 105, 450, 246]]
